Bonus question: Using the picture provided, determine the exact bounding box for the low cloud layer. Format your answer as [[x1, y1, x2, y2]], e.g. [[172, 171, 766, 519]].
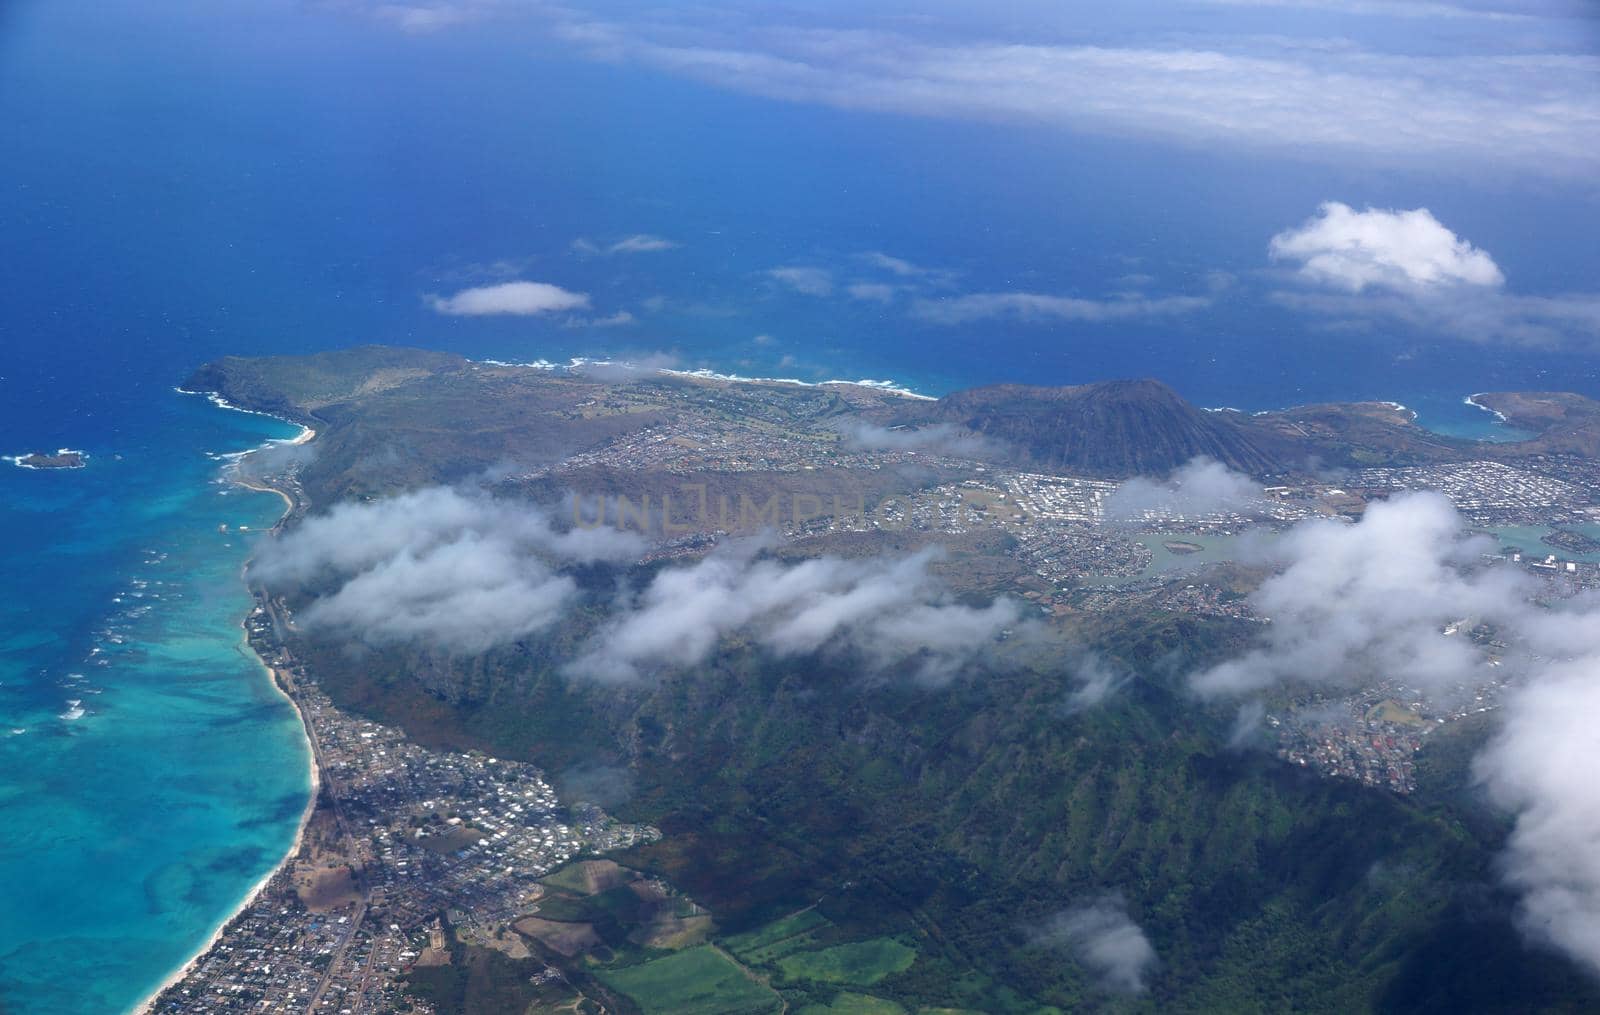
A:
[[1038, 894, 1158, 994], [1061, 654, 1129, 714], [1104, 457, 1263, 525], [258, 489, 1020, 689], [836, 420, 997, 457], [253, 488, 642, 653], [568, 544, 1022, 683], [1190, 492, 1522, 696], [427, 280, 591, 316], [1477, 656, 1600, 977], [1191, 490, 1600, 976], [1270, 202, 1504, 293]]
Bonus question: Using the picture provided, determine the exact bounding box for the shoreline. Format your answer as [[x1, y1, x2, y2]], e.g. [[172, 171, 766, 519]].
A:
[[1465, 392, 1511, 424], [128, 410, 320, 1015], [4, 447, 90, 470], [473, 355, 939, 400]]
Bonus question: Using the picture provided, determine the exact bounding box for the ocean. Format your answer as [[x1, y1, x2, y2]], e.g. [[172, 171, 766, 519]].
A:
[[0, 393, 311, 1012], [2, 0, 1598, 1010]]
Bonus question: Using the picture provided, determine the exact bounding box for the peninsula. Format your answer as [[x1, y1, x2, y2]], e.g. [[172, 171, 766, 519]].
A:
[[155, 345, 1600, 1013]]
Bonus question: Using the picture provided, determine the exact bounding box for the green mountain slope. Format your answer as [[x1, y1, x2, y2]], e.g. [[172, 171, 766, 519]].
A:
[[291, 609, 1595, 1012]]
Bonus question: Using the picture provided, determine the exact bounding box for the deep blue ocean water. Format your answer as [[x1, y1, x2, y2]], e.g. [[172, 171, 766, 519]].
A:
[[2, 1, 1598, 1011]]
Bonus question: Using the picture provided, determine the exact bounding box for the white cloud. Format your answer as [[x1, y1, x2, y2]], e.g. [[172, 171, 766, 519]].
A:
[[1271, 285, 1600, 348], [766, 266, 835, 297], [1187, 490, 1600, 975], [372, 3, 472, 34], [253, 488, 643, 653], [553, 16, 1600, 178], [428, 280, 591, 316], [1270, 202, 1505, 292], [573, 234, 680, 256], [1061, 654, 1129, 713], [847, 282, 897, 303], [297, 536, 576, 654], [1038, 894, 1158, 994], [1190, 492, 1525, 696], [1191, 0, 1536, 20], [609, 233, 678, 254], [567, 543, 1021, 683], [860, 251, 934, 277], [836, 420, 997, 456], [1266, 203, 1600, 347], [1104, 457, 1265, 525], [912, 291, 1209, 325], [1478, 654, 1600, 978], [583, 310, 638, 328]]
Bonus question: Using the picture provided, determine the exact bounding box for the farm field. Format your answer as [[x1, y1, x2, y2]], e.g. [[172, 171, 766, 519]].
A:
[[598, 945, 781, 1015], [778, 938, 918, 987], [796, 992, 907, 1014]]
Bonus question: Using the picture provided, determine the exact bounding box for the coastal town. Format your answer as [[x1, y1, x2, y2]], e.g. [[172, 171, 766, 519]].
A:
[[144, 597, 657, 1014]]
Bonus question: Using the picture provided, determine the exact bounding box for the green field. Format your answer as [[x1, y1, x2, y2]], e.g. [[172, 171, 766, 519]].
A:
[[724, 909, 833, 964], [541, 863, 599, 896], [777, 938, 917, 987], [529, 891, 596, 923], [599, 946, 781, 1015], [797, 992, 907, 1014]]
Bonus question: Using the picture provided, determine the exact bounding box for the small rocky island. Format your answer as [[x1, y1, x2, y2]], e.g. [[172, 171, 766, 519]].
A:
[[6, 448, 88, 470]]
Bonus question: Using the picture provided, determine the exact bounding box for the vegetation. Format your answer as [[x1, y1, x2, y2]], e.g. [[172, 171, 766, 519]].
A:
[[795, 992, 907, 1014], [777, 939, 918, 987], [597, 946, 781, 1015], [724, 909, 831, 963], [319, 608, 1598, 1012]]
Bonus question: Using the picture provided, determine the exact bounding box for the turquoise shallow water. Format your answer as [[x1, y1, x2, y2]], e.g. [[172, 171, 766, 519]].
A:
[[0, 396, 312, 1014]]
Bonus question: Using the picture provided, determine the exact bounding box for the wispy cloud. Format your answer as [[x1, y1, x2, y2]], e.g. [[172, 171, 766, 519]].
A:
[[572, 234, 681, 256], [766, 265, 835, 297], [571, 309, 637, 328], [846, 282, 897, 303], [253, 488, 643, 653], [552, 15, 1600, 177], [567, 542, 1021, 684], [1035, 894, 1158, 994], [427, 280, 591, 316], [858, 251, 943, 278], [1189, 0, 1539, 20], [835, 420, 1000, 457], [371, 3, 474, 34], [1104, 457, 1265, 526], [1061, 654, 1131, 714], [911, 291, 1210, 325]]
